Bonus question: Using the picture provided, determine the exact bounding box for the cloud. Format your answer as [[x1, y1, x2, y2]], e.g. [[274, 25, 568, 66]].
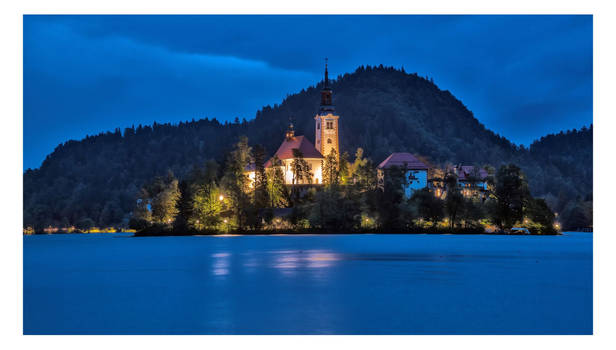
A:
[[23, 15, 592, 169], [24, 16, 319, 168]]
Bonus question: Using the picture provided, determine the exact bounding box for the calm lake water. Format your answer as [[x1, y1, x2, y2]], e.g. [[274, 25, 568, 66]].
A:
[[23, 232, 592, 334]]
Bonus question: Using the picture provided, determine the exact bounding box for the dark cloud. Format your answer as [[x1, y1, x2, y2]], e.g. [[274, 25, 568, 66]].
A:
[[23, 15, 592, 169]]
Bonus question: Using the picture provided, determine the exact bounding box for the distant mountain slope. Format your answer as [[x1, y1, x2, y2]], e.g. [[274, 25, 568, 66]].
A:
[[23, 66, 592, 228], [528, 126, 593, 205]]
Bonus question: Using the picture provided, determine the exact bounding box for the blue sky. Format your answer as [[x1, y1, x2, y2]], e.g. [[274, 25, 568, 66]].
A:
[[23, 15, 592, 170]]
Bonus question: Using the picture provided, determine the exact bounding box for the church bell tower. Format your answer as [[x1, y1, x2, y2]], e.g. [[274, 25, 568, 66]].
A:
[[315, 58, 340, 160]]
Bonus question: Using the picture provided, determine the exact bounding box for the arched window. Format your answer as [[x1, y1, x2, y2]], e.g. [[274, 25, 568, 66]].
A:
[[327, 138, 332, 144]]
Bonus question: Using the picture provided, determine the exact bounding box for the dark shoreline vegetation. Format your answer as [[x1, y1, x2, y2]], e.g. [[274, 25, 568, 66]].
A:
[[23, 66, 592, 233], [131, 228, 562, 237], [120, 137, 560, 237]]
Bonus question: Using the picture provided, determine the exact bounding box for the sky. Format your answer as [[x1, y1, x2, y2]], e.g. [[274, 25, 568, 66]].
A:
[[23, 15, 593, 170]]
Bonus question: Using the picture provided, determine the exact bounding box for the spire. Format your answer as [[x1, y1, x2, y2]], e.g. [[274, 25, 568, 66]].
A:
[[320, 58, 333, 109], [324, 57, 329, 88], [285, 117, 295, 140]]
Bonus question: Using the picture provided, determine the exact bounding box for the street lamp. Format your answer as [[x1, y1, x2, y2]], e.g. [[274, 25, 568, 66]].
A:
[[219, 194, 224, 201]]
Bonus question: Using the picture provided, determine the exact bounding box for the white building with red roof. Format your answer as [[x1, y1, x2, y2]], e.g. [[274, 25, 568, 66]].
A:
[[377, 152, 430, 198], [264, 124, 324, 184]]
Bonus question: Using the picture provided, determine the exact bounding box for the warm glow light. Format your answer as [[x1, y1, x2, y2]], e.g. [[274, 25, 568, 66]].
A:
[[224, 219, 228, 223], [219, 194, 224, 201]]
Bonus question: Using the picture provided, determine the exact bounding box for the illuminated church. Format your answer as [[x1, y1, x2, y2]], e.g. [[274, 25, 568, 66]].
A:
[[249, 60, 340, 185]]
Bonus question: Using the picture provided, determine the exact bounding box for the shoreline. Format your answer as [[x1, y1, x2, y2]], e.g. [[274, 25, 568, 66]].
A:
[[24, 230, 581, 237], [132, 231, 563, 237]]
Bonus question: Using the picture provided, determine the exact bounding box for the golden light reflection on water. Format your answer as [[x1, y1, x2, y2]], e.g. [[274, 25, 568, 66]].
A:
[[273, 250, 341, 274], [210, 250, 341, 277]]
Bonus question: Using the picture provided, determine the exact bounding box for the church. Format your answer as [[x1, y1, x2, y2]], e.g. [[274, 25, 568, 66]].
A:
[[247, 61, 340, 185]]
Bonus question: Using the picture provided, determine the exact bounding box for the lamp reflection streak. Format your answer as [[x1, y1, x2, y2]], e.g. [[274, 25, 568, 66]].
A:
[[272, 250, 340, 274], [211, 252, 230, 276]]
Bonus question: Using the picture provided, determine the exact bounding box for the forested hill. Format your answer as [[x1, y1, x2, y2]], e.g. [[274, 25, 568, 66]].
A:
[[23, 65, 592, 229]]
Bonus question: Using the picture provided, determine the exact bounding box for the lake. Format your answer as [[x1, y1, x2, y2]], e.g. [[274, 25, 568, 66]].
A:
[[23, 232, 592, 334]]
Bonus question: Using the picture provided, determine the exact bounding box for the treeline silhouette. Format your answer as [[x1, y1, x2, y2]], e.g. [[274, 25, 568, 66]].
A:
[[23, 65, 592, 231]]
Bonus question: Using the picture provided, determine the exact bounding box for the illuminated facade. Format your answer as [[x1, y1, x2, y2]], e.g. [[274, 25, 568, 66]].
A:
[[262, 124, 324, 184], [450, 165, 488, 198], [428, 165, 489, 199]]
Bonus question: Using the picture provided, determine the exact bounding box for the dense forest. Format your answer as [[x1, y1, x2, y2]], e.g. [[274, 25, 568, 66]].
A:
[[23, 65, 593, 231]]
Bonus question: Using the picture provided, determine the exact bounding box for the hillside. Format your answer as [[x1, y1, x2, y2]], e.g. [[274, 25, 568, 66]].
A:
[[23, 65, 592, 229]]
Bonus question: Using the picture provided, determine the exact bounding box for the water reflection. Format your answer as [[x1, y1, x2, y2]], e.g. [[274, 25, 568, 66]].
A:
[[211, 252, 230, 276], [272, 250, 341, 275], [209, 249, 342, 277]]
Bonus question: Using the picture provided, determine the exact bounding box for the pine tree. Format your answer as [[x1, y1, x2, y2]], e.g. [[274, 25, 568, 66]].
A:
[[150, 171, 180, 225], [173, 180, 193, 231], [323, 149, 339, 186], [192, 183, 224, 230], [251, 144, 268, 209], [266, 156, 288, 207], [290, 149, 312, 185], [339, 151, 351, 184], [487, 164, 532, 230], [221, 136, 252, 230]]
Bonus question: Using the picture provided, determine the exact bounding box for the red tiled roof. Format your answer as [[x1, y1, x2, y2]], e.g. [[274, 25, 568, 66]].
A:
[[264, 135, 323, 167], [377, 152, 429, 170]]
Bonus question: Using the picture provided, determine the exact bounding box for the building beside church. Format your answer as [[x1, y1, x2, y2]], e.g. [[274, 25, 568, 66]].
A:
[[449, 164, 489, 197], [246, 60, 341, 185], [377, 152, 430, 198], [429, 164, 490, 199]]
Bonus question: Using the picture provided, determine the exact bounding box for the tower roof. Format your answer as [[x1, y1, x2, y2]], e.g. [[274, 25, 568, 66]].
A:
[[324, 57, 330, 90], [319, 58, 334, 113]]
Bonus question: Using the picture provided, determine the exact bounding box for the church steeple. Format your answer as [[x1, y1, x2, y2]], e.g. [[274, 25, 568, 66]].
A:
[[320, 58, 333, 109], [324, 58, 329, 88], [315, 58, 340, 161]]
